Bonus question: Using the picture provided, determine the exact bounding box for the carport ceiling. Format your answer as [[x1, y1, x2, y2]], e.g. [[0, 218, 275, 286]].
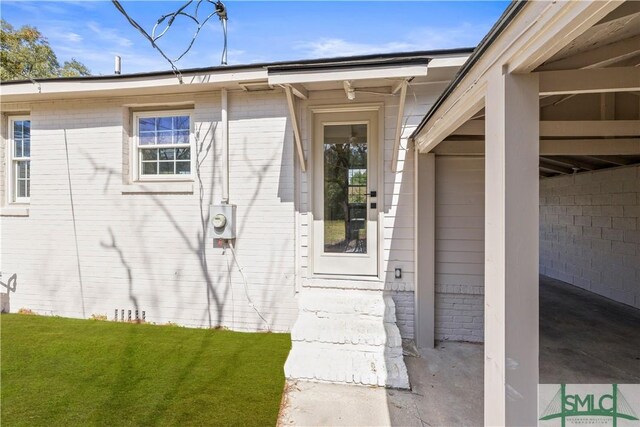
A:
[[538, 2, 640, 71]]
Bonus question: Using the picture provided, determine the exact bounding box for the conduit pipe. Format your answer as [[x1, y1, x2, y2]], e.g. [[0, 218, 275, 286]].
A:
[[221, 88, 229, 203]]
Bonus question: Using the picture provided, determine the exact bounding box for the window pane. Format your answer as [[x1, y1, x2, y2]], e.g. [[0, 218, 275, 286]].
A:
[[23, 137, 30, 157], [157, 131, 172, 144], [142, 162, 157, 175], [159, 162, 174, 174], [137, 115, 190, 177], [23, 120, 30, 137], [157, 117, 173, 131], [175, 130, 189, 144], [26, 180, 30, 198], [176, 148, 190, 160], [13, 121, 23, 140], [141, 149, 158, 161], [176, 161, 190, 175], [15, 140, 23, 157], [26, 161, 30, 179], [159, 148, 175, 160], [17, 161, 27, 178], [139, 118, 155, 132], [175, 116, 189, 130], [17, 180, 26, 198], [139, 132, 155, 145]]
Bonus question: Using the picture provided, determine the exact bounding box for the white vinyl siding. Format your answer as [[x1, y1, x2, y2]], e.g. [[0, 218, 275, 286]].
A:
[[295, 83, 448, 340], [434, 156, 485, 342]]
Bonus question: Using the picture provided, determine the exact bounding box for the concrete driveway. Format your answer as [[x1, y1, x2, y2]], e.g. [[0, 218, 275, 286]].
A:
[[278, 277, 640, 426], [278, 342, 483, 427]]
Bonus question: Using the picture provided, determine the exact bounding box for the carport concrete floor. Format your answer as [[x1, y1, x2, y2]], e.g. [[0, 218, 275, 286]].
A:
[[278, 276, 640, 426], [539, 275, 640, 383]]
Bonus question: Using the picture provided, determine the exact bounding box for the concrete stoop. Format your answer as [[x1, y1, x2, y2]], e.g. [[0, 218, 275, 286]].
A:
[[284, 287, 410, 389]]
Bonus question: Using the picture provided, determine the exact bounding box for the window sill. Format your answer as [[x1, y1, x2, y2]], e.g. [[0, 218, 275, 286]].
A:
[[0, 206, 30, 217], [122, 182, 194, 194]]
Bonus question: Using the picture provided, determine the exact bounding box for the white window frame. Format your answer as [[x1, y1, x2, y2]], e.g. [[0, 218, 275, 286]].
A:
[[132, 110, 195, 182], [7, 115, 31, 204]]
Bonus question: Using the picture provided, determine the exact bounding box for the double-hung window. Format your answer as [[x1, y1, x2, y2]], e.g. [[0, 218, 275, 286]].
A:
[[134, 111, 193, 180], [9, 116, 31, 203]]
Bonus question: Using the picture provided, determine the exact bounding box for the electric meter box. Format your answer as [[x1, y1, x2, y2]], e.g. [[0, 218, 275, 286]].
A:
[[209, 204, 237, 239]]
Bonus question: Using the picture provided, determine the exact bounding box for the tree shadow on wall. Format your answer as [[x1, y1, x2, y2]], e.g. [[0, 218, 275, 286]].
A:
[[84, 120, 231, 328], [0, 273, 17, 313]]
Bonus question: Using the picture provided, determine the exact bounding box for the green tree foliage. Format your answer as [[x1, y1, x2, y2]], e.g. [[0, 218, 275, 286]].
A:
[[59, 58, 91, 77], [1, 20, 91, 81]]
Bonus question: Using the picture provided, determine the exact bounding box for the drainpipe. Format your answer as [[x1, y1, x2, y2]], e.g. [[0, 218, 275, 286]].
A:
[[221, 88, 229, 203]]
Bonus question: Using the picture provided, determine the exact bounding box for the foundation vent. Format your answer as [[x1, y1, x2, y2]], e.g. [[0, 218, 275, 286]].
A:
[[114, 308, 145, 322]]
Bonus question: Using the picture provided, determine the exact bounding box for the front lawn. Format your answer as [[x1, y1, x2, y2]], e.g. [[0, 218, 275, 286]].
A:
[[1, 314, 290, 426]]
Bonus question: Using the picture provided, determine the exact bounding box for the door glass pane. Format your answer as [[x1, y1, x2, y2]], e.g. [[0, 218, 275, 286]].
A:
[[323, 123, 367, 253]]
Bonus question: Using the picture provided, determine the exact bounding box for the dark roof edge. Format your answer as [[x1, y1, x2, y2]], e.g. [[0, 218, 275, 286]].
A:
[[409, 1, 528, 141], [1, 47, 475, 86], [266, 47, 474, 73]]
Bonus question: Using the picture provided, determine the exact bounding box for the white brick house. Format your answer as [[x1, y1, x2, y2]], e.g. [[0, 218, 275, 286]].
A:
[[2, 1, 640, 421], [1, 50, 472, 389]]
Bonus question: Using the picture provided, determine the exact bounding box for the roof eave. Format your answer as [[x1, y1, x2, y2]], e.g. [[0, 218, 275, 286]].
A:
[[409, 1, 527, 141]]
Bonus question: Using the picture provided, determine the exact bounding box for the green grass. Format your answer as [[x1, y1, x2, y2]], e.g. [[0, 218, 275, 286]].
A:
[[324, 219, 346, 245], [1, 314, 291, 426]]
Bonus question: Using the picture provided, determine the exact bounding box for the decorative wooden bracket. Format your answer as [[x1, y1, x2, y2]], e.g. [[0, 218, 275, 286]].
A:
[[284, 85, 307, 172], [391, 80, 408, 173]]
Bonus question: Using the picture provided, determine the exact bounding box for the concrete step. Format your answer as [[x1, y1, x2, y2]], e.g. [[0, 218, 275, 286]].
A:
[[285, 286, 409, 389], [298, 288, 397, 320], [284, 345, 409, 388], [291, 312, 403, 347]]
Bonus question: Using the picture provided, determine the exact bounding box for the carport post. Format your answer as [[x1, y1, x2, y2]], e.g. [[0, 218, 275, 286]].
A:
[[484, 68, 539, 426]]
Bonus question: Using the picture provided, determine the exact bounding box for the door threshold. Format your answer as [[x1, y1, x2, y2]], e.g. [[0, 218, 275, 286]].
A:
[[303, 276, 385, 291]]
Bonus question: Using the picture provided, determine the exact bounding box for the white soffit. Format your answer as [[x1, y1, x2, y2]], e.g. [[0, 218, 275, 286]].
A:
[[0, 69, 268, 102], [426, 56, 469, 69]]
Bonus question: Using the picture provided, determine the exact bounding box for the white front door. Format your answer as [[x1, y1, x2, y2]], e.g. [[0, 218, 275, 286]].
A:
[[312, 109, 379, 276]]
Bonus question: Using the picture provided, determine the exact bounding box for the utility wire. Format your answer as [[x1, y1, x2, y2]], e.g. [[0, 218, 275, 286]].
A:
[[111, 0, 228, 83], [227, 241, 271, 331], [0, 64, 42, 92]]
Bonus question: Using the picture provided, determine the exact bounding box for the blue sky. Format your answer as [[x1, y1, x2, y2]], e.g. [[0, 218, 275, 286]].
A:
[[2, 1, 509, 75]]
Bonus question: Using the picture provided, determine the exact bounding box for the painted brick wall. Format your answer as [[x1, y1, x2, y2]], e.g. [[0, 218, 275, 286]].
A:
[[1, 81, 458, 339], [0, 91, 298, 331], [540, 165, 640, 308], [435, 292, 484, 342], [392, 290, 414, 339]]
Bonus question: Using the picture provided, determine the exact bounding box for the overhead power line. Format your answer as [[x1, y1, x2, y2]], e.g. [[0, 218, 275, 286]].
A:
[[111, 0, 228, 83]]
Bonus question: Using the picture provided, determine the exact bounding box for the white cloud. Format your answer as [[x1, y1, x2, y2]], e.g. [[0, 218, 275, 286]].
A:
[[405, 22, 488, 50], [86, 21, 133, 48], [295, 38, 414, 58], [60, 32, 83, 43], [295, 22, 490, 59]]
